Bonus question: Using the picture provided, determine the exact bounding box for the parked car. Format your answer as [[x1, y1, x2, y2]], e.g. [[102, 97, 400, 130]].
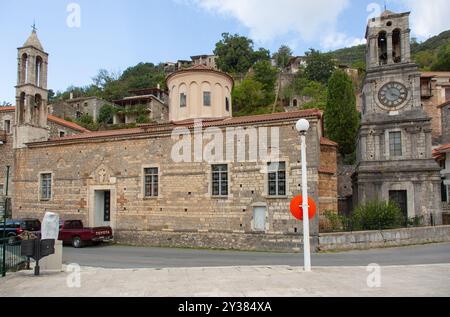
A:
[[0, 218, 41, 242], [58, 220, 113, 248]]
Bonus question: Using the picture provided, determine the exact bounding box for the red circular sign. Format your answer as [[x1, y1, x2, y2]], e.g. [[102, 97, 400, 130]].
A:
[[290, 195, 317, 221]]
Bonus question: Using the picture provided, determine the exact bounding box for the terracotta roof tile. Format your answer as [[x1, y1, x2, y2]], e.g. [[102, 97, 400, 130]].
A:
[[421, 71, 450, 78], [47, 115, 90, 133], [0, 107, 89, 132], [321, 137, 338, 147], [438, 100, 450, 109], [166, 64, 234, 85], [434, 143, 450, 154], [30, 109, 323, 145], [0, 107, 15, 112]]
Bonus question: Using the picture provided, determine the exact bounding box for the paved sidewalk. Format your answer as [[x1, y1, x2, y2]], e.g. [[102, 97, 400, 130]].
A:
[[1, 264, 449, 297]]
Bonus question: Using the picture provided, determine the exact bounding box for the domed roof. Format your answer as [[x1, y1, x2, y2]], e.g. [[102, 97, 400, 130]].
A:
[[23, 30, 44, 51]]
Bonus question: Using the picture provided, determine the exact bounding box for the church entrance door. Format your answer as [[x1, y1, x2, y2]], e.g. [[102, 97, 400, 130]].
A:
[[94, 190, 111, 227]]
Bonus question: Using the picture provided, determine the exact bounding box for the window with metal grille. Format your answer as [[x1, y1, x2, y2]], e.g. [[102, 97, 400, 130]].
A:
[[212, 164, 228, 196], [389, 131, 402, 157], [144, 168, 159, 197], [40, 173, 52, 200], [203, 91, 211, 106], [268, 162, 286, 196], [180, 93, 187, 108]]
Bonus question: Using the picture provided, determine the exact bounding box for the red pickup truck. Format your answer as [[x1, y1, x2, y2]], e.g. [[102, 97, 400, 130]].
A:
[[58, 220, 113, 248]]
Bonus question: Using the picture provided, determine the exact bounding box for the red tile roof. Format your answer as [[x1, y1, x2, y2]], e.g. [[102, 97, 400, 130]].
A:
[[438, 100, 450, 109], [0, 107, 15, 112], [321, 137, 338, 147], [421, 71, 450, 78], [31, 109, 324, 145], [47, 115, 90, 133], [166, 64, 234, 85], [434, 143, 450, 155], [0, 106, 89, 132]]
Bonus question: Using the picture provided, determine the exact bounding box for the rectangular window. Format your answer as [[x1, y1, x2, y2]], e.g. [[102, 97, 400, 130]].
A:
[[4, 120, 11, 134], [144, 168, 159, 197], [59, 131, 65, 138], [389, 131, 402, 157], [203, 92, 211, 106], [0, 184, 4, 195], [225, 97, 230, 112], [446, 88, 450, 101], [441, 180, 448, 203], [212, 164, 228, 196], [40, 173, 52, 200], [180, 93, 187, 108], [268, 162, 286, 196]]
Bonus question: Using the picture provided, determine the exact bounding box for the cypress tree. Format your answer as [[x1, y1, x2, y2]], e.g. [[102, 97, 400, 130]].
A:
[[325, 70, 360, 156]]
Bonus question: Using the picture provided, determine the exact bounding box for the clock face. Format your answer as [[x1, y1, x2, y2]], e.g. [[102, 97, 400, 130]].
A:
[[378, 82, 408, 108]]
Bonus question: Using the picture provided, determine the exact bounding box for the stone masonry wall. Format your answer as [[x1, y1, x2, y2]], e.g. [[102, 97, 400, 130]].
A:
[[0, 111, 15, 196], [13, 118, 329, 250], [319, 225, 450, 251]]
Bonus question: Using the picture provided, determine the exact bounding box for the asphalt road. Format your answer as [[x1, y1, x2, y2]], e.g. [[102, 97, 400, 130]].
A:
[[62, 242, 450, 269]]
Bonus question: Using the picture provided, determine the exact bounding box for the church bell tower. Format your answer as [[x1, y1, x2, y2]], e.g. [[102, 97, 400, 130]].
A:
[[14, 28, 49, 149], [353, 10, 442, 225]]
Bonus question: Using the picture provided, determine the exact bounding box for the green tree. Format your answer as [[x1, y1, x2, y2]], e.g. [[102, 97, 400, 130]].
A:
[[252, 48, 271, 63], [431, 42, 450, 71], [252, 60, 278, 92], [0, 101, 12, 107], [283, 75, 327, 110], [98, 104, 117, 125], [415, 50, 437, 70], [76, 114, 99, 131], [304, 49, 336, 85], [325, 70, 360, 156], [232, 77, 266, 115], [273, 45, 293, 69], [214, 33, 268, 75]]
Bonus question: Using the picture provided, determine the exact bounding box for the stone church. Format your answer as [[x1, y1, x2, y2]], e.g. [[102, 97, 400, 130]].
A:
[[0, 30, 338, 251], [353, 10, 443, 225]]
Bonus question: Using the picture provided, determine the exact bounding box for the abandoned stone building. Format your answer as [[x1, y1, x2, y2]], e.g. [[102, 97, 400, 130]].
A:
[[113, 87, 169, 125], [353, 10, 443, 225], [49, 96, 113, 123], [0, 29, 339, 251]]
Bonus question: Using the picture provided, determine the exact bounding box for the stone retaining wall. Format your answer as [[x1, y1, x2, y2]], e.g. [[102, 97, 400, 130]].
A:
[[116, 226, 450, 253], [115, 230, 313, 253], [318, 225, 450, 251]]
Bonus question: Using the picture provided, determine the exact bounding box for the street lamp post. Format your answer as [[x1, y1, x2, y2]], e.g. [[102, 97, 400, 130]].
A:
[[296, 119, 311, 272]]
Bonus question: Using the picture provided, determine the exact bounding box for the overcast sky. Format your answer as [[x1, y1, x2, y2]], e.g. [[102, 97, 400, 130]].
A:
[[0, 0, 449, 103]]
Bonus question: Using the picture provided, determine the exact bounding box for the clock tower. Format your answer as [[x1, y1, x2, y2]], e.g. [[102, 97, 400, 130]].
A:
[[353, 10, 442, 225]]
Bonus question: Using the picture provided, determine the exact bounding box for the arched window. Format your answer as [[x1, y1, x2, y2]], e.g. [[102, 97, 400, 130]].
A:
[[35, 56, 43, 87], [35, 94, 42, 108], [19, 92, 26, 123], [21, 53, 28, 84], [293, 99, 298, 108], [378, 31, 388, 65], [392, 29, 402, 63]]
